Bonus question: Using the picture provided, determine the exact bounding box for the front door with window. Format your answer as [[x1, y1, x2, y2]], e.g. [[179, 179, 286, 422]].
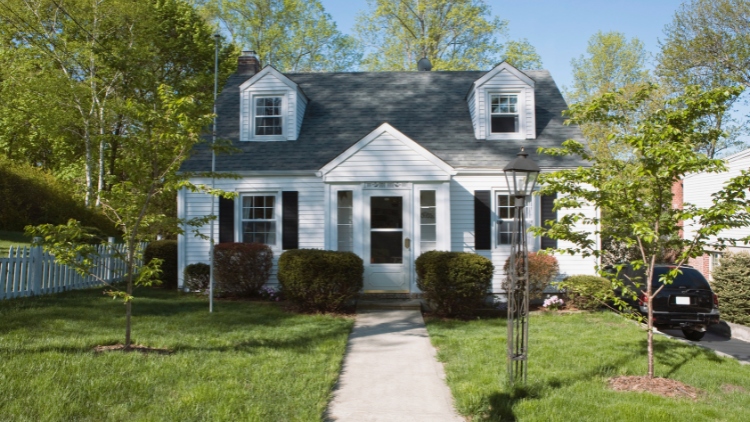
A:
[[363, 189, 411, 292]]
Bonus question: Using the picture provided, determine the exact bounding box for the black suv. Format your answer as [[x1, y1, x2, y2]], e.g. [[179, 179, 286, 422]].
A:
[[617, 265, 720, 341]]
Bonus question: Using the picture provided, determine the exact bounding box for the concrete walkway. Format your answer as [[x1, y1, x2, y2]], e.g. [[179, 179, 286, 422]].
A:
[[326, 310, 464, 422]]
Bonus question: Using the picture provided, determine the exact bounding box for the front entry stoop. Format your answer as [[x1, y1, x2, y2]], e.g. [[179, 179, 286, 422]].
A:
[[357, 293, 424, 311]]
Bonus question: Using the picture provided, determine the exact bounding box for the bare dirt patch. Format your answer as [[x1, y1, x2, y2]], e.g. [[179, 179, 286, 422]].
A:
[[608, 376, 701, 400], [721, 384, 747, 394], [93, 344, 172, 355]]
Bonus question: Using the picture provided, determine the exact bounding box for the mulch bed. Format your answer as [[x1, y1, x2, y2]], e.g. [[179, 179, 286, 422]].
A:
[[93, 344, 172, 355], [608, 376, 701, 400]]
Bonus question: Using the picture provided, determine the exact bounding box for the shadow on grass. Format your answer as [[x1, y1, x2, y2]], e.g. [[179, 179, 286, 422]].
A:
[[487, 387, 537, 421], [0, 287, 353, 357], [431, 314, 733, 420]]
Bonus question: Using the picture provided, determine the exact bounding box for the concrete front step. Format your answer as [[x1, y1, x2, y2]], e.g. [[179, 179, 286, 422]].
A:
[[357, 299, 424, 311]]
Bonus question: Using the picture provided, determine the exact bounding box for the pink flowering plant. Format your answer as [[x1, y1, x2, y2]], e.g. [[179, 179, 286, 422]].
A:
[[542, 295, 564, 311], [258, 286, 282, 302]]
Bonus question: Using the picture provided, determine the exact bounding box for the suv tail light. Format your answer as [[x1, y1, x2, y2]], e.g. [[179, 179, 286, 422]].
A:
[[638, 293, 648, 306], [713, 293, 719, 308]]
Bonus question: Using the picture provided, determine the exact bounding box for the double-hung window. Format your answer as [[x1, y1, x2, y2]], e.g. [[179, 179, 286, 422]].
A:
[[254, 97, 283, 136], [241, 194, 278, 246], [490, 94, 519, 134], [496, 193, 532, 246]]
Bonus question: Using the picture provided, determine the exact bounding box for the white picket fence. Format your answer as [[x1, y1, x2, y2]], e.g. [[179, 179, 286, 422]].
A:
[[0, 240, 147, 300]]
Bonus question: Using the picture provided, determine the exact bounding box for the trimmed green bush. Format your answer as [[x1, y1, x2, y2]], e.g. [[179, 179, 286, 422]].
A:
[[558, 275, 613, 311], [144, 240, 178, 289], [416, 251, 494, 317], [0, 157, 114, 234], [502, 252, 560, 299], [214, 242, 273, 297], [184, 263, 210, 292], [277, 249, 363, 312], [712, 252, 750, 325]]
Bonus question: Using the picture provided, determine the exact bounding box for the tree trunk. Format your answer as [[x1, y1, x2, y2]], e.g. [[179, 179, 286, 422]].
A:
[[124, 237, 134, 350]]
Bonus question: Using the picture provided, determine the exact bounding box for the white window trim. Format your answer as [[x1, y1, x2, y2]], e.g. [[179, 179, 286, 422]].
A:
[[492, 190, 537, 250], [236, 191, 282, 251], [486, 90, 526, 140], [243, 92, 289, 142]]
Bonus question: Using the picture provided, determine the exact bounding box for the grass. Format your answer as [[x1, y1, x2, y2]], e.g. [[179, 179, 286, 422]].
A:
[[426, 311, 750, 421], [0, 230, 31, 256], [0, 288, 353, 421]]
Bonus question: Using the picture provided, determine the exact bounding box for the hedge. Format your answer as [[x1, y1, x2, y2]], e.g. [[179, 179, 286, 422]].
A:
[[213, 242, 273, 297], [144, 240, 178, 289], [503, 252, 559, 299], [277, 249, 363, 312], [184, 263, 210, 292], [558, 275, 613, 311], [415, 251, 494, 317], [0, 157, 114, 234], [712, 252, 750, 325]]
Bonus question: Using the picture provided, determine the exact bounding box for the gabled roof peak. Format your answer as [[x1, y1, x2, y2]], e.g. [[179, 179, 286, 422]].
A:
[[472, 61, 535, 89], [239, 65, 301, 92]]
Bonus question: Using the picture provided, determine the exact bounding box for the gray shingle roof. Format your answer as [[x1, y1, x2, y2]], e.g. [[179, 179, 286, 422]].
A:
[[180, 70, 586, 173]]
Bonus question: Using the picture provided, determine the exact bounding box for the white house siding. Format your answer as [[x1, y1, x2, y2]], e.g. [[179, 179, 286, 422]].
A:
[[177, 175, 325, 288], [450, 174, 597, 293], [684, 150, 750, 244], [324, 131, 451, 182], [684, 149, 750, 278], [240, 72, 304, 142], [473, 70, 536, 140]]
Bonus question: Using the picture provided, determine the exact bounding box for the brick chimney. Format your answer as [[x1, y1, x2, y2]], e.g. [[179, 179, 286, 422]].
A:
[[238, 50, 260, 76], [672, 178, 684, 238]]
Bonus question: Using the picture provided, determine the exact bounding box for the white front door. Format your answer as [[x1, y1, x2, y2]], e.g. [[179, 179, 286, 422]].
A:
[[363, 189, 412, 292]]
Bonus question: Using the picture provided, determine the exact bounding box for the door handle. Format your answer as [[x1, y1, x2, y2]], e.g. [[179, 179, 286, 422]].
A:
[[404, 238, 411, 249]]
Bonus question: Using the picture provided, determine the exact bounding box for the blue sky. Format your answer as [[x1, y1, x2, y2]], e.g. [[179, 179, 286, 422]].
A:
[[319, 0, 686, 91]]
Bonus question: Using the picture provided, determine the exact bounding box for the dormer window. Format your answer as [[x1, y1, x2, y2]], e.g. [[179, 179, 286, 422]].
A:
[[467, 62, 536, 140], [255, 97, 283, 136], [490, 94, 519, 133], [239, 66, 307, 142]]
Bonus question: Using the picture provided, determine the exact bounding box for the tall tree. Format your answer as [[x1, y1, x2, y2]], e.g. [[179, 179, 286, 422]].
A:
[[194, 0, 361, 71], [355, 0, 510, 71], [566, 31, 650, 105], [533, 83, 748, 379], [565, 31, 652, 162], [25, 0, 234, 349], [502, 39, 542, 70], [658, 0, 750, 158]]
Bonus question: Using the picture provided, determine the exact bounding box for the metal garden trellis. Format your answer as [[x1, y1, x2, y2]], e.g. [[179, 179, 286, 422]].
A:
[[503, 147, 540, 386]]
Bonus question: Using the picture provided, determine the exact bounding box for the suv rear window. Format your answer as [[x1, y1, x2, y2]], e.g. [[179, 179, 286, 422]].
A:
[[652, 267, 711, 289]]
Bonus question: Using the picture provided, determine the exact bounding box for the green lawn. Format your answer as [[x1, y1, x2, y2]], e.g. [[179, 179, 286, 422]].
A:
[[0, 230, 31, 256], [0, 288, 353, 421], [426, 311, 750, 421]]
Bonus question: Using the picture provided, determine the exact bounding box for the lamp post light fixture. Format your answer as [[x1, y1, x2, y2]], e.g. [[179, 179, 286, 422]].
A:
[[503, 147, 540, 386]]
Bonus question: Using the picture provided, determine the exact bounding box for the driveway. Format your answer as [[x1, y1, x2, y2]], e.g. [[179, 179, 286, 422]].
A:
[[658, 329, 750, 364]]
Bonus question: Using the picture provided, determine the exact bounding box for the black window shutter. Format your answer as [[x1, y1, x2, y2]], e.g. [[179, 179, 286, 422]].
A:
[[474, 190, 492, 250], [282, 191, 299, 250], [218, 196, 235, 243], [540, 194, 557, 249]]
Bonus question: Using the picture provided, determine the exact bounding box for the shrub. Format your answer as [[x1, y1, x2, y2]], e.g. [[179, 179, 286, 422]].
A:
[[277, 249, 363, 312], [184, 263, 210, 292], [559, 275, 613, 311], [502, 252, 560, 299], [144, 240, 178, 289], [214, 242, 273, 297], [415, 251, 494, 317], [0, 157, 114, 234], [711, 252, 750, 325]]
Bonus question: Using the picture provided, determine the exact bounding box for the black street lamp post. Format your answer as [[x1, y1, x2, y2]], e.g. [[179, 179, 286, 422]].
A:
[[503, 147, 540, 386]]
